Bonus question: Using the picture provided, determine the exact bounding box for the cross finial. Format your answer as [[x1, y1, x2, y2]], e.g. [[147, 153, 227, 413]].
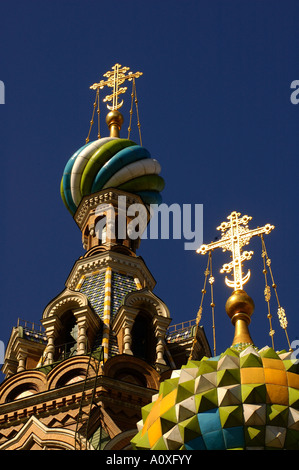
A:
[[197, 211, 274, 291], [90, 63, 143, 111]]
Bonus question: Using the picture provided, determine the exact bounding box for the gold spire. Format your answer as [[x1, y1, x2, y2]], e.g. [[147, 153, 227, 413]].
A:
[[90, 63, 143, 138], [197, 211, 275, 346]]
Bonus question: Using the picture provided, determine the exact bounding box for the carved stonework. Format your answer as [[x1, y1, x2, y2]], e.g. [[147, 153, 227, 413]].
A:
[[74, 189, 147, 229]]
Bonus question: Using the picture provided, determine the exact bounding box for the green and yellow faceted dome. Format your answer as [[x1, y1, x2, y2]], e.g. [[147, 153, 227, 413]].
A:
[[132, 212, 298, 450], [131, 345, 299, 450]]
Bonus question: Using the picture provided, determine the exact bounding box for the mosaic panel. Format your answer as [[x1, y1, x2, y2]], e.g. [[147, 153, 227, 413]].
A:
[[78, 270, 137, 357], [111, 272, 137, 318], [79, 271, 106, 318]]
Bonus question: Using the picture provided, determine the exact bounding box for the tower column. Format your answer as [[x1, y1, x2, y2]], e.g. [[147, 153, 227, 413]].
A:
[[123, 318, 134, 355], [77, 324, 87, 355], [153, 317, 170, 366], [155, 331, 166, 365], [41, 317, 63, 365], [16, 351, 26, 373], [112, 306, 136, 356], [73, 306, 101, 355], [44, 334, 55, 365]]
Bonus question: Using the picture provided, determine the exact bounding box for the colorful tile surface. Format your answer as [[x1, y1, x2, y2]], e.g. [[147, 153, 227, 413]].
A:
[[78, 270, 137, 358], [79, 271, 106, 317], [131, 345, 299, 450], [111, 272, 137, 317], [78, 271, 137, 320]]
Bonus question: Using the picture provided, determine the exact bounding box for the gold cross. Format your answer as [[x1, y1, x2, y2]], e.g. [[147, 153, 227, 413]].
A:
[[197, 211, 274, 290], [90, 63, 143, 111]]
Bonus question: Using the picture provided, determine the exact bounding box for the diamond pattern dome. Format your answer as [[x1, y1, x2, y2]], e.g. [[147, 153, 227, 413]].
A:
[[131, 345, 299, 450]]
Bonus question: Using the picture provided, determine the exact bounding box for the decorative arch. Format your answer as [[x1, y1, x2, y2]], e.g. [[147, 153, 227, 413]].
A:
[[110, 245, 135, 257], [83, 245, 109, 258], [103, 354, 160, 390], [103, 429, 137, 450], [41, 288, 101, 366], [0, 370, 48, 404], [112, 289, 171, 368], [124, 288, 170, 318], [47, 355, 99, 390], [42, 288, 89, 319]]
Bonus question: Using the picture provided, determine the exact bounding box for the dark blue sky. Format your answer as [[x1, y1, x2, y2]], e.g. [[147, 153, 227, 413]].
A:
[[0, 0, 298, 366]]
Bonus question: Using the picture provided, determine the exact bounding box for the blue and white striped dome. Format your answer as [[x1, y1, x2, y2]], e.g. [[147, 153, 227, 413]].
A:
[[61, 137, 165, 215]]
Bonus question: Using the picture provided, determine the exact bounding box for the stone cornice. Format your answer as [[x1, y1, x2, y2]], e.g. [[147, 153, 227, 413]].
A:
[[74, 189, 149, 230], [0, 375, 156, 428], [2, 327, 46, 374], [66, 250, 156, 291]]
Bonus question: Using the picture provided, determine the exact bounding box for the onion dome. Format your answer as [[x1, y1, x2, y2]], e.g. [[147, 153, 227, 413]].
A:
[[131, 212, 297, 450], [61, 64, 165, 216], [60, 136, 164, 216], [131, 346, 299, 450]]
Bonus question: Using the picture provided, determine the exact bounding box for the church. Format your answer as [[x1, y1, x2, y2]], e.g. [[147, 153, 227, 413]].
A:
[[0, 64, 211, 450], [0, 63, 298, 451]]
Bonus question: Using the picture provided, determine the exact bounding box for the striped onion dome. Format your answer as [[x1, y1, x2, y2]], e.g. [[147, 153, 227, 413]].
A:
[[61, 136, 165, 215]]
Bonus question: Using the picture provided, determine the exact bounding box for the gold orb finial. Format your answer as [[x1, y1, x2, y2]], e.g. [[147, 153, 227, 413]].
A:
[[225, 289, 255, 346], [105, 110, 124, 137]]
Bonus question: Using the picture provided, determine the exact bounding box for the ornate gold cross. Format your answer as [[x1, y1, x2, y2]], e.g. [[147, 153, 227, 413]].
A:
[[90, 63, 143, 111], [197, 211, 274, 290]]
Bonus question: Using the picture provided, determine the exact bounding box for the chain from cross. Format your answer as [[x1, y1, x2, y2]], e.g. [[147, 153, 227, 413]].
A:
[[197, 211, 274, 291], [90, 63, 143, 111]]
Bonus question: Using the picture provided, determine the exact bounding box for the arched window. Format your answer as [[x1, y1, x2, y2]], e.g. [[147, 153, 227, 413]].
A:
[[6, 383, 38, 402], [54, 311, 78, 362], [113, 368, 147, 387], [56, 368, 86, 388], [95, 211, 116, 245], [131, 312, 155, 364]]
